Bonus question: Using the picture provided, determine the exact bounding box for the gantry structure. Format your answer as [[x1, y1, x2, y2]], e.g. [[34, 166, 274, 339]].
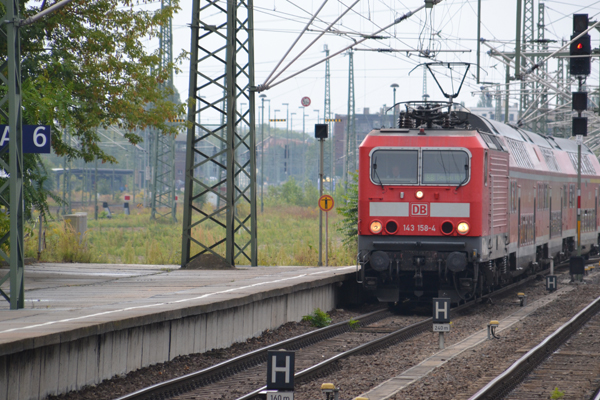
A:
[[0, 0, 25, 309], [343, 49, 356, 189], [181, 0, 257, 267], [323, 44, 334, 191], [481, 3, 599, 146], [151, 0, 177, 222]]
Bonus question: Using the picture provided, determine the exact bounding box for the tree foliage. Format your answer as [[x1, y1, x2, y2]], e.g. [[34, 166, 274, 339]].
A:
[[336, 172, 358, 249], [266, 178, 319, 208], [0, 0, 186, 218]]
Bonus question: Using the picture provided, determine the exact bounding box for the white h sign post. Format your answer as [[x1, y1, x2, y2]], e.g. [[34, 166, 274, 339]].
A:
[[433, 298, 451, 349], [266, 350, 295, 400]]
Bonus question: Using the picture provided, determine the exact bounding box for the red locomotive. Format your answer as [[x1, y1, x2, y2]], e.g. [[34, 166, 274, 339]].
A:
[[357, 101, 600, 305]]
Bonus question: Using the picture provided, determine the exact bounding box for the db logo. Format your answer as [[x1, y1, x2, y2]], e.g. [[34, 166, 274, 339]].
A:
[[410, 203, 428, 216]]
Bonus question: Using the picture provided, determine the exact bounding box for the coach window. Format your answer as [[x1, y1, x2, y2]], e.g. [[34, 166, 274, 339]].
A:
[[569, 184, 575, 208], [484, 151, 488, 186], [422, 150, 470, 185], [371, 149, 418, 185]]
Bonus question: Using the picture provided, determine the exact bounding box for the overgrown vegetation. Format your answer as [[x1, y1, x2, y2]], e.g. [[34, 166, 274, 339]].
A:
[[0, 0, 186, 222], [25, 192, 356, 266], [265, 178, 320, 208], [302, 308, 332, 328], [336, 172, 359, 251], [41, 221, 94, 263], [348, 318, 360, 330], [550, 387, 565, 400]]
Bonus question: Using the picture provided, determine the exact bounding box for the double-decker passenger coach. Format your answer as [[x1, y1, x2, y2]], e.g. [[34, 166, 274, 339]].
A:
[[357, 101, 600, 306]]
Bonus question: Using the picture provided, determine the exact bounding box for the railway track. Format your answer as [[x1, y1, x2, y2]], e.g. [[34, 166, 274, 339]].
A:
[[468, 292, 600, 400], [114, 266, 560, 400], [114, 308, 392, 400]]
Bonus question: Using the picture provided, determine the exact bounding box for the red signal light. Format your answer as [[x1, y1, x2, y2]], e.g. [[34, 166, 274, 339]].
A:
[[577, 42, 583, 50]]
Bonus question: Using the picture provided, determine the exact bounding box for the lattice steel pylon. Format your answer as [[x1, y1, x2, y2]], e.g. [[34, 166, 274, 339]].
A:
[[323, 44, 333, 191], [554, 46, 568, 137], [343, 49, 356, 189], [495, 84, 503, 121], [536, 2, 548, 135], [0, 0, 25, 309], [519, 0, 535, 129], [181, 0, 257, 267], [151, 0, 177, 222]]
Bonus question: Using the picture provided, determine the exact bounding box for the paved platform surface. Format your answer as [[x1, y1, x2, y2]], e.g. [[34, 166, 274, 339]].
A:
[[0, 263, 354, 350]]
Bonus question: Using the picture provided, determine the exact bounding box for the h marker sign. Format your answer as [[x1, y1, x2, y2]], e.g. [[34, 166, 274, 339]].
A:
[[433, 298, 450, 323], [0, 125, 51, 153], [266, 350, 295, 390]]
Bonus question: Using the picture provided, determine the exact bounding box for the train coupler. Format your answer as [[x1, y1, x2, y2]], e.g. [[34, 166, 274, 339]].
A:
[[459, 278, 473, 289], [363, 277, 377, 290], [414, 269, 423, 287]]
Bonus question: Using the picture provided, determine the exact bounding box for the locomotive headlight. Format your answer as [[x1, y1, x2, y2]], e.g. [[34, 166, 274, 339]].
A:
[[415, 190, 424, 199], [457, 222, 470, 235], [370, 220, 383, 234]]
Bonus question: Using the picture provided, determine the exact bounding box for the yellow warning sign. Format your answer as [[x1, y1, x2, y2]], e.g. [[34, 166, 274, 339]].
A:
[[318, 195, 334, 212]]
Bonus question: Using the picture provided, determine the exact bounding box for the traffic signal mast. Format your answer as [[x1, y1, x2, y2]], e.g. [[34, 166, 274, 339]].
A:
[[571, 14, 590, 137], [570, 14, 591, 76], [570, 14, 591, 261]]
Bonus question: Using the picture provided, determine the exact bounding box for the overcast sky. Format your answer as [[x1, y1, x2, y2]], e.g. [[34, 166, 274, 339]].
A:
[[145, 0, 600, 131]]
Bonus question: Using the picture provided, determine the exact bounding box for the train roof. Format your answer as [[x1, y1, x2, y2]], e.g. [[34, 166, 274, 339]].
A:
[[469, 113, 593, 155], [369, 101, 594, 158]]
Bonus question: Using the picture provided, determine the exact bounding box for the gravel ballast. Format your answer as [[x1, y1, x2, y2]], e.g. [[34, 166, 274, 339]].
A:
[[48, 271, 600, 400]]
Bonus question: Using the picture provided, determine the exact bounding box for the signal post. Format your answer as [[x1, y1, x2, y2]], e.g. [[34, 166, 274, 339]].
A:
[[570, 14, 591, 282], [315, 124, 328, 266]]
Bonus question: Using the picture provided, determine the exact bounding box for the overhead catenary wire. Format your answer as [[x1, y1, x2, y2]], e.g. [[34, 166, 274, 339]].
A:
[[261, 0, 360, 90], [258, 0, 444, 92]]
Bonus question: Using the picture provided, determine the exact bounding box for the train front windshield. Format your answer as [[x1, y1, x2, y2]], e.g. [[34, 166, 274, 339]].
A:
[[371, 150, 418, 184], [370, 149, 469, 186], [422, 150, 469, 185]]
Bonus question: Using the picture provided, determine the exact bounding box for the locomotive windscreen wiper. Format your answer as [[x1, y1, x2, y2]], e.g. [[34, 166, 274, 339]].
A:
[[454, 163, 469, 191], [372, 157, 384, 190]]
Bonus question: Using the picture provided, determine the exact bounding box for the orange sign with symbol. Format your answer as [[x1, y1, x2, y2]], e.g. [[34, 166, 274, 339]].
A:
[[319, 195, 334, 212]]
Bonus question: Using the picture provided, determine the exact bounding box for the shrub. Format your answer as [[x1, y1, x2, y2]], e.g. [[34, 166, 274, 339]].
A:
[[550, 387, 565, 400], [43, 221, 93, 263], [336, 172, 358, 249], [302, 308, 332, 328], [348, 318, 360, 330]]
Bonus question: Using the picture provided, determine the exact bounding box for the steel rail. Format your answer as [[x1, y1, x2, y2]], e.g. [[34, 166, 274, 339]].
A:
[[117, 257, 590, 400], [469, 294, 600, 400], [114, 308, 390, 400], [234, 271, 560, 400]]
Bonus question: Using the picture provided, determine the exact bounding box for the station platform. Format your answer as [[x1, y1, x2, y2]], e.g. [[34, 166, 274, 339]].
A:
[[0, 263, 355, 400]]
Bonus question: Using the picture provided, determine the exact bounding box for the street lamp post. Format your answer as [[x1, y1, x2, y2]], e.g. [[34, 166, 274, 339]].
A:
[[273, 110, 280, 184], [282, 103, 289, 139], [290, 112, 296, 177], [282, 103, 289, 177], [314, 109, 320, 124], [391, 83, 399, 128], [299, 106, 306, 143], [259, 94, 268, 212]]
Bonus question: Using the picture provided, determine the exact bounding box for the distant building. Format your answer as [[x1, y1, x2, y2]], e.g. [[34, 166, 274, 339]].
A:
[[468, 104, 519, 124], [333, 107, 395, 177]]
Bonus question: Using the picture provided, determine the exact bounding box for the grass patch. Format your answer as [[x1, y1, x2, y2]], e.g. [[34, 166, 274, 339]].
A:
[[28, 202, 354, 266]]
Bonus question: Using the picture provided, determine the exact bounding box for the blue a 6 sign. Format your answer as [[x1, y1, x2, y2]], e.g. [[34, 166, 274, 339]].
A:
[[0, 125, 51, 153]]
